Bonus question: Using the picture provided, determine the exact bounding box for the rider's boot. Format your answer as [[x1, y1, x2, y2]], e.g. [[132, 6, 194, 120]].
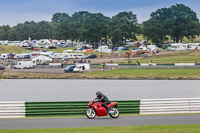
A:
[[106, 108, 110, 114]]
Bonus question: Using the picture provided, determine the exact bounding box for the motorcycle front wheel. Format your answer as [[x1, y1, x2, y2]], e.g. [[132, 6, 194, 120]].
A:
[[86, 109, 96, 119], [109, 108, 119, 118]]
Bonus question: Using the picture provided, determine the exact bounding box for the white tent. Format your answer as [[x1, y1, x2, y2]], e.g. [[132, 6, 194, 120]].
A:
[[32, 55, 53, 64]]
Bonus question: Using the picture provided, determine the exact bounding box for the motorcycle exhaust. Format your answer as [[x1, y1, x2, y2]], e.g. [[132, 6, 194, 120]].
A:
[[109, 111, 115, 114]]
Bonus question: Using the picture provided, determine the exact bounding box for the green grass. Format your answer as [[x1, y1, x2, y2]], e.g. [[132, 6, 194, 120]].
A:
[[81, 68, 200, 79], [136, 35, 200, 43], [46, 47, 74, 53], [123, 51, 200, 64], [0, 45, 27, 54], [1, 124, 200, 133], [2, 68, 200, 79]]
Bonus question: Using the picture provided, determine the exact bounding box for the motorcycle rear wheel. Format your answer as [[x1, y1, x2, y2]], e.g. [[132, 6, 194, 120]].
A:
[[86, 109, 96, 119], [109, 108, 119, 118]]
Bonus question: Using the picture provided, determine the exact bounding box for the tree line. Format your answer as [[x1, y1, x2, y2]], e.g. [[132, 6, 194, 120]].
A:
[[0, 4, 199, 47]]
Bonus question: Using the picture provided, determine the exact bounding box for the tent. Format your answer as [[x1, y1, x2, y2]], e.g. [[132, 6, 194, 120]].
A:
[[32, 55, 53, 64]]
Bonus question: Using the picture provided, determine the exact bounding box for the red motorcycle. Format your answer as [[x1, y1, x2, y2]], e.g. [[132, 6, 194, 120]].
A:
[[86, 99, 120, 119]]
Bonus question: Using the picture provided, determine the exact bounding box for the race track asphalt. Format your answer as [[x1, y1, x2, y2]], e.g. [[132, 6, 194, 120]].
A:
[[0, 114, 200, 130]]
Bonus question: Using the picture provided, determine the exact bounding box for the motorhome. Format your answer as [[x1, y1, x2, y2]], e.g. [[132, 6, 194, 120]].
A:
[[14, 61, 33, 69], [63, 53, 85, 59], [52, 53, 64, 59], [169, 43, 188, 51], [14, 53, 31, 59], [188, 43, 200, 50], [126, 40, 135, 46], [73, 64, 91, 73]]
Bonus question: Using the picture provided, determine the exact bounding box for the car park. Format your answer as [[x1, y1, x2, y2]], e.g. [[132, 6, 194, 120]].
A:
[[64, 65, 76, 73]]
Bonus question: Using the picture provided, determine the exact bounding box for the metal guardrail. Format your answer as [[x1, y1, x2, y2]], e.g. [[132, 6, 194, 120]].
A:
[[0, 101, 25, 118], [1, 98, 200, 118], [140, 97, 200, 114]]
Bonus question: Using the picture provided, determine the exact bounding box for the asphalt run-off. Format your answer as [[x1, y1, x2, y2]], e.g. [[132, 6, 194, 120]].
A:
[[0, 114, 200, 130], [1, 79, 200, 101]]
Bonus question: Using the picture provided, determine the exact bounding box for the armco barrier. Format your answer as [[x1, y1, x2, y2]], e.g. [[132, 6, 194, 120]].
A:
[[25, 101, 89, 117], [0, 101, 25, 118], [2, 98, 200, 118], [140, 97, 200, 114], [25, 100, 140, 117]]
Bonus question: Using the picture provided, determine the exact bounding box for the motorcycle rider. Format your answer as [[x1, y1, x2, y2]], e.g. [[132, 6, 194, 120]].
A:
[[96, 91, 111, 113]]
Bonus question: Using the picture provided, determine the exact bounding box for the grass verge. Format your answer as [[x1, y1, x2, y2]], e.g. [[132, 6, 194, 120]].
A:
[[0, 45, 27, 54], [125, 51, 200, 64], [2, 68, 200, 79], [81, 68, 200, 79], [1, 124, 200, 133]]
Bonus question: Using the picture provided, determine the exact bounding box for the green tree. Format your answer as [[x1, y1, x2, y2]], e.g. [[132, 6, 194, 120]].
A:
[[70, 11, 90, 42], [82, 13, 110, 48], [0, 25, 11, 40], [110, 11, 139, 46], [170, 4, 200, 42], [36, 21, 53, 39], [53, 16, 72, 40], [8, 28, 16, 41], [143, 4, 200, 43], [13, 21, 53, 40], [51, 13, 70, 23]]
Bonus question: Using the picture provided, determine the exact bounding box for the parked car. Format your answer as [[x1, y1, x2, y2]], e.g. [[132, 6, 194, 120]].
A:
[[122, 47, 129, 50], [73, 64, 91, 73], [49, 46, 57, 49], [65, 44, 74, 47], [61, 57, 69, 62], [33, 48, 39, 51], [25, 47, 34, 50], [64, 65, 76, 73], [58, 44, 64, 47], [86, 54, 97, 59], [23, 55, 31, 59], [112, 47, 118, 51], [0, 65, 5, 70]]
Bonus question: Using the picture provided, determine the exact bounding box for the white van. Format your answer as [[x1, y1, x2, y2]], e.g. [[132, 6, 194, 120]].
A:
[[73, 64, 91, 73], [14, 61, 34, 69], [0, 53, 9, 59]]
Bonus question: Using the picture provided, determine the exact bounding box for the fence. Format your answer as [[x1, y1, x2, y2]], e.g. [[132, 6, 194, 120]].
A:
[[140, 97, 200, 114], [1, 98, 200, 118], [25, 100, 140, 117], [0, 101, 25, 118]]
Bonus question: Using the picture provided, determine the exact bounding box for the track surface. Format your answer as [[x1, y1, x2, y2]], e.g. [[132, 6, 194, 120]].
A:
[[0, 115, 200, 130]]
